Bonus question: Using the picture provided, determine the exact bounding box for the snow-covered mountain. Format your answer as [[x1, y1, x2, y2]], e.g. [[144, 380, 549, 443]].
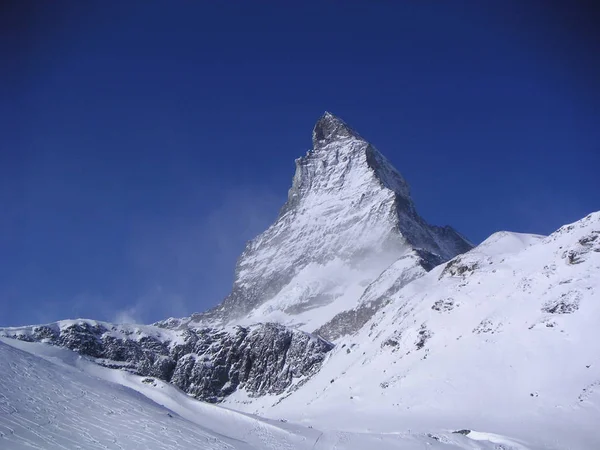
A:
[[1, 113, 599, 449], [1, 113, 473, 406], [171, 112, 472, 334], [224, 211, 600, 449]]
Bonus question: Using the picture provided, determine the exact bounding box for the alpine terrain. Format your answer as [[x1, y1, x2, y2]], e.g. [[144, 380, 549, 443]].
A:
[[1, 113, 599, 449], [176, 112, 473, 336]]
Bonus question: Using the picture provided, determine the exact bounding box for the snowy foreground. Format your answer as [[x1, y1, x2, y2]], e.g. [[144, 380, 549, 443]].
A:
[[2, 338, 535, 450]]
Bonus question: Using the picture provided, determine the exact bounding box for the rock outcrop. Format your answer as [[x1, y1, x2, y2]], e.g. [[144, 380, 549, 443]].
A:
[[1, 320, 332, 403]]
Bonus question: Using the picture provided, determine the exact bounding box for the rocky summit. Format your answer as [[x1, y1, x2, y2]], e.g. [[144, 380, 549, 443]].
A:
[[178, 112, 472, 335]]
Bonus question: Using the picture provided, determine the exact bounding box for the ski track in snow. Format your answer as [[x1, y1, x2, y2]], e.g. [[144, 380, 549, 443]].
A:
[[0, 340, 241, 450]]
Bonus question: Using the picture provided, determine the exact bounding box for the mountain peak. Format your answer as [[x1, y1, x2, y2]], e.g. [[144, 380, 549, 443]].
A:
[[312, 111, 362, 148], [181, 113, 473, 332]]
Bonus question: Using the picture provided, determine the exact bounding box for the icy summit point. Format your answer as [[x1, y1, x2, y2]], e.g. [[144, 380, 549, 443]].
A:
[[312, 111, 363, 146]]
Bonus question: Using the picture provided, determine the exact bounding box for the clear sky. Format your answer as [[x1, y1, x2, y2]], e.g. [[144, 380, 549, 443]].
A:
[[1, 1, 599, 327]]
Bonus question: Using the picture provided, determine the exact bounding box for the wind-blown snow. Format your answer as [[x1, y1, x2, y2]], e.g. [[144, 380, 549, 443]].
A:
[[176, 112, 471, 333]]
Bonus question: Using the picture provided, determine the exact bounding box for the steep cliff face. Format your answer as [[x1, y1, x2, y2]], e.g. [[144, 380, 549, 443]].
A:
[[0, 320, 332, 403], [183, 113, 471, 333]]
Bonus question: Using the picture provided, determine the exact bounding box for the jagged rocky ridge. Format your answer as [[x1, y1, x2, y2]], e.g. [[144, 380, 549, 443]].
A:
[[0, 321, 332, 403], [171, 112, 472, 334]]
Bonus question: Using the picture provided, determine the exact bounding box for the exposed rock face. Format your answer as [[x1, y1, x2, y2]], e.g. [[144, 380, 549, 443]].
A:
[[0, 321, 332, 403], [177, 112, 472, 333]]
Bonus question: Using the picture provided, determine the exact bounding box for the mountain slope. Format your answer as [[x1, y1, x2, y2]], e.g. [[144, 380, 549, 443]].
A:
[[228, 212, 600, 450], [315, 248, 439, 341], [0, 338, 516, 450], [180, 112, 471, 333], [0, 338, 254, 450]]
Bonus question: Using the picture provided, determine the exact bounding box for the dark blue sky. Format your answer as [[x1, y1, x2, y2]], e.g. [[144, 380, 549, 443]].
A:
[[1, 1, 599, 326]]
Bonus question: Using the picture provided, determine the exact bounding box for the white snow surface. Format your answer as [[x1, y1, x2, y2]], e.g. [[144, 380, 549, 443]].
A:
[[220, 130, 416, 331], [1, 337, 525, 450], [354, 249, 430, 308], [223, 212, 600, 449]]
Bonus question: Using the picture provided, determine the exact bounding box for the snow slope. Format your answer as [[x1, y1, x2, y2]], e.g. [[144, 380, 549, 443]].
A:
[[0, 338, 250, 450], [0, 338, 522, 449], [225, 212, 600, 450]]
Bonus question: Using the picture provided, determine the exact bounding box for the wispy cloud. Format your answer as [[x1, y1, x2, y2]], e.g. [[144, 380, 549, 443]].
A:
[[113, 306, 140, 325], [112, 286, 190, 324], [0, 186, 285, 327], [121, 185, 284, 323]]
